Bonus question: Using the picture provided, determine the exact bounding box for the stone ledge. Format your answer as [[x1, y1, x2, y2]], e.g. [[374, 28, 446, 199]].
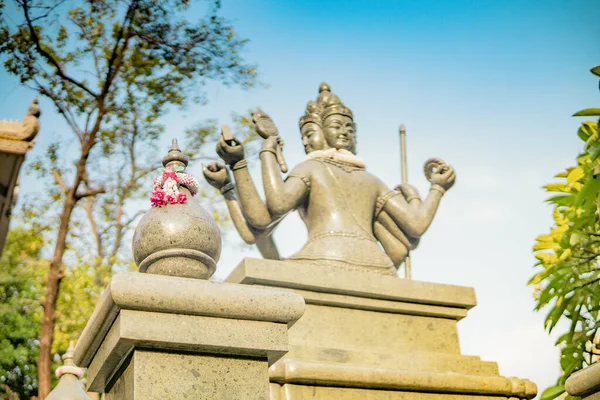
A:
[[258, 286, 467, 320], [566, 362, 600, 397], [269, 359, 537, 399], [226, 258, 476, 309], [281, 345, 499, 376], [74, 272, 305, 368], [272, 383, 523, 399], [86, 309, 289, 392]]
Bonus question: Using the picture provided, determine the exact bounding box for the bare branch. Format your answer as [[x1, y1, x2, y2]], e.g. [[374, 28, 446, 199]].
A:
[[101, 1, 137, 98], [75, 187, 106, 199], [83, 197, 103, 259], [21, 0, 99, 98], [70, 15, 102, 81], [51, 168, 68, 193]]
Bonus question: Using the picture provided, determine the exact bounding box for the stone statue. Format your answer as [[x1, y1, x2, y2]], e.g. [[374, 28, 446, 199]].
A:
[[204, 83, 455, 276]]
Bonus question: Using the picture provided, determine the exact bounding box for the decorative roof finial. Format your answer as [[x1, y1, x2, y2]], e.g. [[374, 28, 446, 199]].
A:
[[45, 342, 90, 400], [27, 97, 41, 118], [162, 138, 188, 168]]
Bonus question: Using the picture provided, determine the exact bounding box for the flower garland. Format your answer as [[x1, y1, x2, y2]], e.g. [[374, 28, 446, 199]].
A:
[[150, 166, 199, 207]]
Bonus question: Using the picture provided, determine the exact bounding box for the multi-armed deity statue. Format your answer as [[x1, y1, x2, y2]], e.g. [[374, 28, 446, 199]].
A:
[[204, 83, 455, 276], [64, 82, 537, 399]]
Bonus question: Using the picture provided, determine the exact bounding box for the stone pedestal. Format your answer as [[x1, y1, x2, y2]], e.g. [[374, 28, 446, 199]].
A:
[[73, 271, 305, 399], [226, 258, 537, 400], [566, 362, 600, 399]]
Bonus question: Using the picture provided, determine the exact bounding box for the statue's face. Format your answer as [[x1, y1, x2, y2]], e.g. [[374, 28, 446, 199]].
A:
[[301, 122, 327, 153], [324, 114, 355, 152]]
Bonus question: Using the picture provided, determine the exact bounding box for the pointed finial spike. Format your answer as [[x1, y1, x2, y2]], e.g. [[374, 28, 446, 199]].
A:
[[62, 341, 75, 365], [319, 82, 330, 93], [162, 137, 188, 168], [400, 124, 406, 134]]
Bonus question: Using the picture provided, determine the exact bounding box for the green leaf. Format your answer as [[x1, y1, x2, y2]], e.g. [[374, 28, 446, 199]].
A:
[[573, 108, 600, 117], [591, 66, 600, 77], [546, 195, 573, 207], [540, 384, 565, 400], [567, 166, 585, 183]]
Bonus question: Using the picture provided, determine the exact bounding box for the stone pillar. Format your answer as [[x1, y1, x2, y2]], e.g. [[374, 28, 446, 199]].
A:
[[226, 258, 538, 400], [566, 363, 600, 399], [73, 272, 304, 399], [72, 140, 305, 399]]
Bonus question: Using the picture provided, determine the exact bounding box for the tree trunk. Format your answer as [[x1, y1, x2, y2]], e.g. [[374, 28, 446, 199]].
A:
[[37, 191, 77, 398]]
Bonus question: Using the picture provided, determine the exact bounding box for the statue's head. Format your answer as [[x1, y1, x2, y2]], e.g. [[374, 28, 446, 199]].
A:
[[299, 100, 327, 154], [316, 83, 356, 154]]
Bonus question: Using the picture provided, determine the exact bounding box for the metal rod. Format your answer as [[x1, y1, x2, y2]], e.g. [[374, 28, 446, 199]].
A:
[[399, 124, 412, 280]]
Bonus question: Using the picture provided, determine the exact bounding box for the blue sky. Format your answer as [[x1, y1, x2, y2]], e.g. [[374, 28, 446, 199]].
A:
[[1, 0, 599, 395]]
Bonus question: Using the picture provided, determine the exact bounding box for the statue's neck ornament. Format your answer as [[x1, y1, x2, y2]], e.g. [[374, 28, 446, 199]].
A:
[[306, 148, 366, 171]]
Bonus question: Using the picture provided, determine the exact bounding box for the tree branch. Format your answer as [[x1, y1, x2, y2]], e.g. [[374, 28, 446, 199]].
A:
[[101, 0, 137, 98], [83, 196, 103, 259], [51, 168, 68, 193], [21, 0, 99, 98], [75, 187, 106, 199]]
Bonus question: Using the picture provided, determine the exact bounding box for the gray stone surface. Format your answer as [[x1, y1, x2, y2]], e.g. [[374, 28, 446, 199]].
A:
[[271, 384, 521, 399], [85, 309, 290, 391], [566, 362, 600, 398], [226, 258, 537, 399], [226, 258, 477, 309], [74, 272, 305, 369], [74, 271, 305, 396], [106, 350, 269, 400]]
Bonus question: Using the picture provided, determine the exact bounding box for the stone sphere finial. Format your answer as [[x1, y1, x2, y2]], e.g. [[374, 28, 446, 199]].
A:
[[319, 82, 331, 93], [133, 138, 221, 279], [162, 138, 188, 168], [45, 342, 90, 400]]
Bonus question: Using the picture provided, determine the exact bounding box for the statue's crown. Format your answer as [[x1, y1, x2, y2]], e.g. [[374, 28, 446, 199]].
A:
[[316, 83, 353, 121], [299, 100, 324, 128]]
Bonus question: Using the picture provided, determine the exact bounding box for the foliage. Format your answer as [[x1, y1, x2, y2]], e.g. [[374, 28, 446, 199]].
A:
[[0, 0, 258, 396], [0, 227, 46, 399], [532, 66, 600, 400]]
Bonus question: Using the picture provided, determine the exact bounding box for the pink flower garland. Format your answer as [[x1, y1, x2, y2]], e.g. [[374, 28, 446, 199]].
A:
[[150, 166, 198, 207]]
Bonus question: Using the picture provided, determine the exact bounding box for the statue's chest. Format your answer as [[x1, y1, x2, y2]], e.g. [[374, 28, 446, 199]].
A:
[[313, 164, 378, 207]]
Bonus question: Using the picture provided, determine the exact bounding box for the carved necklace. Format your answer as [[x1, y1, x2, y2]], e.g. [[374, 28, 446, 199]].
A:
[[306, 148, 366, 173]]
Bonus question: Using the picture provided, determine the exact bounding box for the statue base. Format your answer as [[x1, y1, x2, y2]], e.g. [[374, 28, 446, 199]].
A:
[[226, 258, 537, 399], [73, 272, 305, 399]]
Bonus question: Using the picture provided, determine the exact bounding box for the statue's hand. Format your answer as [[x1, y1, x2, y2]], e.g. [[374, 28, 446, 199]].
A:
[[203, 162, 231, 190], [394, 184, 422, 202], [429, 165, 456, 191], [216, 136, 244, 166], [252, 110, 278, 139]]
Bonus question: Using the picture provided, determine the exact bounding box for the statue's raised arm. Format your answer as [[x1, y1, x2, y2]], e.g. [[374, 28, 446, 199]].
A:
[[202, 161, 280, 260], [214, 131, 275, 230], [376, 159, 455, 239]]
